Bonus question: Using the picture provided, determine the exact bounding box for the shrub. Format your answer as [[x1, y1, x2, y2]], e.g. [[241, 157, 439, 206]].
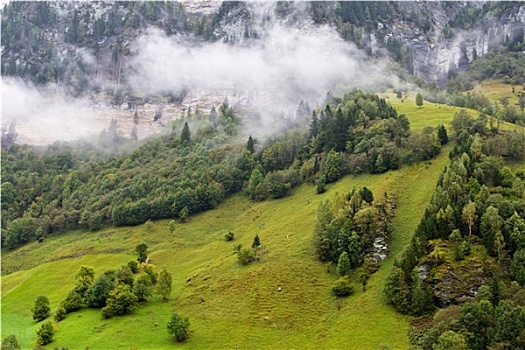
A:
[[36, 321, 54, 346], [224, 231, 235, 241], [61, 290, 83, 313], [54, 307, 66, 322], [145, 219, 154, 232], [167, 313, 190, 343], [238, 248, 255, 265], [32, 295, 51, 322], [142, 263, 158, 285], [1, 334, 21, 350], [332, 278, 354, 297]]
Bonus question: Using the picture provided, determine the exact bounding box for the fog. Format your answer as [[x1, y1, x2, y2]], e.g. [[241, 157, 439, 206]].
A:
[[3, 2, 402, 145], [2, 78, 114, 145], [130, 18, 399, 135]]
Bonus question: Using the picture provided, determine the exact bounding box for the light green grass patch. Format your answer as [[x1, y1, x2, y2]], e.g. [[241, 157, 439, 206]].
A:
[[468, 80, 521, 107]]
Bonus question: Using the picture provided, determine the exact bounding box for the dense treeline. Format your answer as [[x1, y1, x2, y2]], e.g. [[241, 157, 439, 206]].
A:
[[384, 109, 525, 348], [2, 90, 445, 250], [1, 102, 245, 248]]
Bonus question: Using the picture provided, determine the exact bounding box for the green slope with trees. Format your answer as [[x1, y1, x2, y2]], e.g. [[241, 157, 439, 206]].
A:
[[1, 148, 452, 349]]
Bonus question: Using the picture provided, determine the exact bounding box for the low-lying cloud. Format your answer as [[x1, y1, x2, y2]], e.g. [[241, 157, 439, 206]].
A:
[[4, 2, 402, 144], [130, 15, 398, 135]]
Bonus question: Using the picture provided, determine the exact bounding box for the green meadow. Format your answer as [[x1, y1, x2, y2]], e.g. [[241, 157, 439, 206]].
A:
[[4, 92, 514, 349]]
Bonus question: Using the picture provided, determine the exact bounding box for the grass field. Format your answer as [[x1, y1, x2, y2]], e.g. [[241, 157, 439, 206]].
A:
[[468, 80, 522, 107], [382, 88, 523, 133], [382, 92, 458, 131], [5, 84, 522, 349]]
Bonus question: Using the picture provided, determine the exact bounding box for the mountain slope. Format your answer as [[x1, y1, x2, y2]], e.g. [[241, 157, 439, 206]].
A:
[[1, 139, 451, 349]]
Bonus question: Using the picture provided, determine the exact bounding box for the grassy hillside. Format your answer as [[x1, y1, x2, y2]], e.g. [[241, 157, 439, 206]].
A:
[[382, 92, 457, 131], [4, 85, 524, 349], [1, 140, 452, 349], [468, 80, 522, 106], [383, 89, 522, 132]]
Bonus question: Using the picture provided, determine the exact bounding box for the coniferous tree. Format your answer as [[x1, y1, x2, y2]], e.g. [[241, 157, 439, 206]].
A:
[[168, 220, 176, 234], [310, 111, 319, 138], [437, 124, 449, 145], [359, 187, 374, 205], [181, 122, 190, 144], [511, 249, 525, 285], [135, 243, 148, 263], [316, 175, 327, 194], [246, 135, 255, 154], [252, 234, 261, 248], [209, 106, 218, 127]]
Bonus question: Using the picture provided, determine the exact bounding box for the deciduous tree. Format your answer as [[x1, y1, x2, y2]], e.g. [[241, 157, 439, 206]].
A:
[[336, 251, 351, 277], [102, 284, 138, 318], [462, 201, 477, 236], [157, 269, 172, 302]]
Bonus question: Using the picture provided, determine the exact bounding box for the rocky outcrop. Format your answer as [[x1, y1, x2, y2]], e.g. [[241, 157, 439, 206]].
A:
[[418, 238, 497, 308], [430, 258, 490, 308], [211, 2, 525, 86]]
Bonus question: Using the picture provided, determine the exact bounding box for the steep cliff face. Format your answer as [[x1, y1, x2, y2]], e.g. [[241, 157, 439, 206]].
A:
[[405, 3, 525, 86], [208, 1, 525, 86], [2, 1, 523, 89]]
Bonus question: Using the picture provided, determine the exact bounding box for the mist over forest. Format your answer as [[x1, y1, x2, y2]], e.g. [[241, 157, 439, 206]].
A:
[[2, 2, 525, 350]]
